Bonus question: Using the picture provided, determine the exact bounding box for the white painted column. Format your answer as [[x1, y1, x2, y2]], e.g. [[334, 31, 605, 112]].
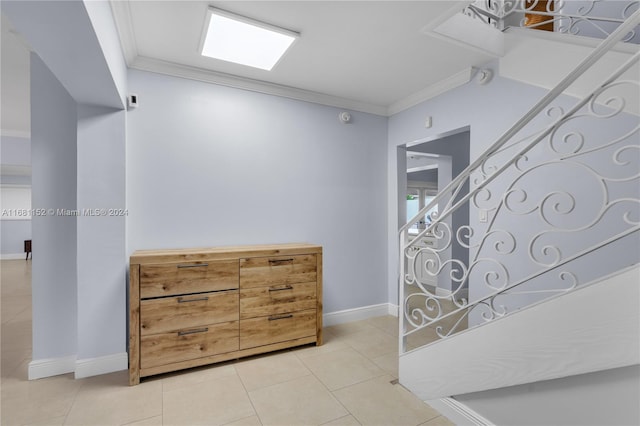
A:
[[29, 54, 78, 379], [75, 105, 127, 378]]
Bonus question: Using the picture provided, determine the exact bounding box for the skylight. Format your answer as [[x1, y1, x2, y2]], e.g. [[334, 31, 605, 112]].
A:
[[200, 8, 298, 71]]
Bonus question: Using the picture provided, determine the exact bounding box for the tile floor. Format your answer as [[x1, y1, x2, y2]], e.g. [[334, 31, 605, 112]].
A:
[[1, 259, 454, 426]]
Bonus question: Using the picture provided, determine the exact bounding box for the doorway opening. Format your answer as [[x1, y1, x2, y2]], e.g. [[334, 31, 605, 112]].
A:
[[399, 126, 471, 296]]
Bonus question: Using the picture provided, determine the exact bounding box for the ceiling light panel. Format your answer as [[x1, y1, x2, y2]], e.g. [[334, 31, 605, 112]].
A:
[[200, 7, 298, 71]]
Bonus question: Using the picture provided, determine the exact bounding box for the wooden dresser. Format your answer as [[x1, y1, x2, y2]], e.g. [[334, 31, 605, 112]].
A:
[[128, 243, 322, 385]]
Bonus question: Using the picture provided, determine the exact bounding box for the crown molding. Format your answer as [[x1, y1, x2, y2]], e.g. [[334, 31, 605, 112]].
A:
[[109, 0, 473, 117], [130, 56, 389, 116], [109, 0, 137, 66], [387, 68, 473, 116], [128, 54, 473, 118], [130, 55, 475, 118]]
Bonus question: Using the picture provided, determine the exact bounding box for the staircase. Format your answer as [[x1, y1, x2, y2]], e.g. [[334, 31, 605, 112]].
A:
[[399, 1, 640, 402]]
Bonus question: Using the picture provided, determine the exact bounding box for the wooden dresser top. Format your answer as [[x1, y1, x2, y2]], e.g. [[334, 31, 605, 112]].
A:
[[130, 243, 322, 265]]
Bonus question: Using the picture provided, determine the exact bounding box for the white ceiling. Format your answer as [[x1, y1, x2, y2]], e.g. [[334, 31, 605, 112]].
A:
[[0, 1, 497, 137], [114, 1, 495, 115]]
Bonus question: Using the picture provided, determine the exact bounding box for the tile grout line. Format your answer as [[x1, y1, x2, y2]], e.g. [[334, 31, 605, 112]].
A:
[[319, 414, 363, 426], [60, 372, 82, 426], [302, 320, 399, 390], [323, 317, 414, 424], [291, 346, 362, 425], [234, 364, 265, 426], [120, 414, 163, 426], [237, 351, 315, 392], [313, 373, 359, 424]]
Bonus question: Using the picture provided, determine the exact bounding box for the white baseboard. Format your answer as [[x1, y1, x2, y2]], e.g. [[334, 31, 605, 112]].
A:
[[1, 253, 28, 260], [425, 397, 494, 426], [26, 304, 396, 380], [323, 303, 394, 327], [75, 352, 128, 379], [436, 287, 453, 297], [388, 304, 399, 317], [28, 355, 76, 380], [28, 352, 128, 380]]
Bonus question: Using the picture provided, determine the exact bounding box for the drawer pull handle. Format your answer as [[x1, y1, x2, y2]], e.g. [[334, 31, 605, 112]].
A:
[[178, 328, 209, 336], [268, 258, 294, 265], [269, 285, 293, 292], [268, 314, 294, 321], [177, 263, 209, 269], [177, 296, 209, 303]]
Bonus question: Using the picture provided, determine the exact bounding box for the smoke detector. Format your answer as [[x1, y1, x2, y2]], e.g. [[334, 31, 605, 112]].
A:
[[475, 68, 493, 85], [339, 112, 352, 124]]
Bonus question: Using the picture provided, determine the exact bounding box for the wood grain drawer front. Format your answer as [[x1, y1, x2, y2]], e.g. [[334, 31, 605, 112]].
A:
[[140, 290, 239, 336], [240, 255, 316, 288], [240, 282, 316, 319], [140, 259, 239, 298], [240, 309, 316, 350], [140, 321, 239, 369]]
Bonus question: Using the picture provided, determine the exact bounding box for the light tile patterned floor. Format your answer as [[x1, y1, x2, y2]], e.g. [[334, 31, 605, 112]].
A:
[[1, 259, 454, 425]]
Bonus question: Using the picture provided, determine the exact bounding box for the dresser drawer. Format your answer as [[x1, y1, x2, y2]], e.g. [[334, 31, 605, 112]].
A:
[[240, 282, 316, 319], [240, 255, 316, 288], [140, 290, 239, 336], [140, 259, 238, 298], [239, 309, 316, 350], [140, 321, 239, 369]]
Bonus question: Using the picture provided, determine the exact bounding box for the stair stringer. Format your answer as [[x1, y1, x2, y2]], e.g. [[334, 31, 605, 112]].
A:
[[399, 265, 640, 400]]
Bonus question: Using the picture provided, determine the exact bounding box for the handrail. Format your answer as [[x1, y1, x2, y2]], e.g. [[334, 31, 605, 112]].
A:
[[399, 8, 640, 354], [466, 3, 627, 25], [400, 7, 640, 236], [405, 49, 640, 249], [403, 226, 640, 340]]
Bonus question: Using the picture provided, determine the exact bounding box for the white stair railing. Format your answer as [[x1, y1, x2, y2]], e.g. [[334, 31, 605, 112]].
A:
[[399, 8, 640, 354], [465, 0, 639, 42]]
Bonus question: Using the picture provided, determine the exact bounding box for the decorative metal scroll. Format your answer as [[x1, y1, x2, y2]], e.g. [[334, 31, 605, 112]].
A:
[[400, 49, 640, 351], [464, 0, 639, 42]]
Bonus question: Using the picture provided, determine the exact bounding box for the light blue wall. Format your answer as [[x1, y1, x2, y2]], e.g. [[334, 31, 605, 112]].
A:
[[30, 53, 77, 360], [387, 63, 544, 305], [1, 135, 32, 256], [126, 69, 389, 314], [387, 62, 639, 307], [76, 105, 126, 360], [1, 219, 31, 256], [4, 0, 128, 369], [1, 135, 31, 165]]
